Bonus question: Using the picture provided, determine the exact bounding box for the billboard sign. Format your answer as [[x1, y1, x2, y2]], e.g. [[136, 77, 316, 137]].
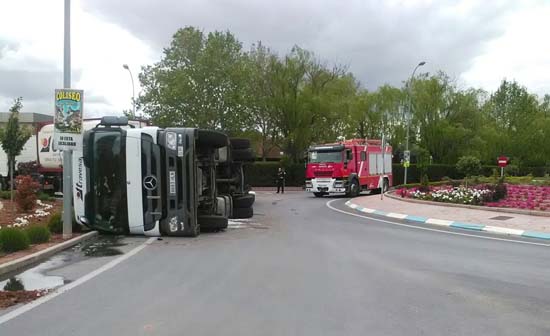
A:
[[54, 89, 83, 150]]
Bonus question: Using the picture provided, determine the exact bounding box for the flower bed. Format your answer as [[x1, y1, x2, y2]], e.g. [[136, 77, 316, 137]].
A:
[[484, 185, 550, 211], [397, 184, 550, 212], [0, 200, 60, 229], [401, 186, 493, 205]]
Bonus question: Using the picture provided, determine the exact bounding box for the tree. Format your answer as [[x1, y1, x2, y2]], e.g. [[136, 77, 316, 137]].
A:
[[243, 42, 280, 161], [138, 27, 249, 132], [0, 97, 32, 203]]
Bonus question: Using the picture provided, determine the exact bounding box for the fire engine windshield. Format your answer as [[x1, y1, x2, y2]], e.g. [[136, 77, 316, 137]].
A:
[[308, 150, 343, 163], [89, 131, 128, 233]]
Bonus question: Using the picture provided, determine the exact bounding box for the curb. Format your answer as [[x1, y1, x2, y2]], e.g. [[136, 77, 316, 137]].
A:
[[0, 231, 98, 277], [344, 200, 550, 241], [385, 191, 550, 218]]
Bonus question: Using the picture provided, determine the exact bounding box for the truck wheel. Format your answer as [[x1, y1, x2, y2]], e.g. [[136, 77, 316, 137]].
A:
[[313, 192, 324, 198], [197, 129, 229, 148], [198, 215, 228, 232], [233, 194, 255, 208], [346, 178, 359, 197], [231, 148, 255, 162], [231, 206, 253, 219], [183, 218, 200, 237], [229, 138, 251, 150]]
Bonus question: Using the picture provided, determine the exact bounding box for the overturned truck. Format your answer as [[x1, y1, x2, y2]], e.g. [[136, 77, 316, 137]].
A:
[[73, 116, 255, 237]]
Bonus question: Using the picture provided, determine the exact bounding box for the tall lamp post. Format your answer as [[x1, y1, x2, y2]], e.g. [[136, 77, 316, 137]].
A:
[[404, 61, 426, 185], [123, 64, 135, 118]]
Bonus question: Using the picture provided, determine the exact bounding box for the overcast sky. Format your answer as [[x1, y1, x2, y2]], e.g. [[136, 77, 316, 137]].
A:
[[1, 0, 549, 117]]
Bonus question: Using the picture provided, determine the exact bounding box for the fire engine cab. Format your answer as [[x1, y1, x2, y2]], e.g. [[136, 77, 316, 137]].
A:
[[305, 139, 392, 197]]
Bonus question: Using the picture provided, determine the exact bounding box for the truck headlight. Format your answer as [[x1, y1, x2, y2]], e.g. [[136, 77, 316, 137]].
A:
[[334, 180, 344, 188], [166, 132, 177, 150], [305, 180, 312, 188]]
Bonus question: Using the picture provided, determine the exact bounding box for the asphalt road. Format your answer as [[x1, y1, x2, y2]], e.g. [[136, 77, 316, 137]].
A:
[[1, 192, 549, 335]]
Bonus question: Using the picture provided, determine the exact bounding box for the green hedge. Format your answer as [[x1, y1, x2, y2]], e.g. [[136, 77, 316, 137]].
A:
[[247, 161, 550, 187], [246, 162, 305, 187]]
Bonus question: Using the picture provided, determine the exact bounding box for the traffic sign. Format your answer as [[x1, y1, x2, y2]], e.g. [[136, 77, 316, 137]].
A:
[[403, 161, 410, 168], [497, 156, 508, 168]]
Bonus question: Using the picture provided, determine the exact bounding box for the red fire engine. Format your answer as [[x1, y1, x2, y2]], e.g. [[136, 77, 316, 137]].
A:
[[305, 139, 392, 197]]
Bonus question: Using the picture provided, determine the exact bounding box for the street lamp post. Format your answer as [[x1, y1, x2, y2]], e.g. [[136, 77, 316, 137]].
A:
[[123, 64, 135, 118], [404, 61, 426, 185]]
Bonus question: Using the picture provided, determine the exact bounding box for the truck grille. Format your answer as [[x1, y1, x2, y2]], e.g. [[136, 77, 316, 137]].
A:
[[314, 171, 333, 177]]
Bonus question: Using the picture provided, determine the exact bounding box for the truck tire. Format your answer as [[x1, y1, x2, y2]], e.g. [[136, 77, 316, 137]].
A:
[[183, 218, 200, 237], [223, 195, 233, 218], [229, 138, 251, 150], [197, 129, 229, 148], [231, 148, 255, 162], [231, 206, 253, 219], [346, 178, 359, 197], [198, 215, 228, 231], [313, 192, 324, 198], [382, 178, 389, 193], [233, 194, 255, 208]]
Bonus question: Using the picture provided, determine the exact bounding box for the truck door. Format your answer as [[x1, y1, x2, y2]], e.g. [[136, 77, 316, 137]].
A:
[[345, 148, 355, 173]]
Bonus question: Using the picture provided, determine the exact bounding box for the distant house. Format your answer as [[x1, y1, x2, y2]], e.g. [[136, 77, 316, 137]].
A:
[[0, 112, 52, 125]]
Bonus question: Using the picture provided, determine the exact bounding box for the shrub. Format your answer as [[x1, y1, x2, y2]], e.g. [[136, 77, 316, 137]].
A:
[[0, 190, 10, 200], [493, 180, 507, 201], [505, 164, 520, 176], [456, 156, 482, 179], [48, 212, 63, 234], [25, 226, 51, 244], [37, 192, 53, 202], [47, 212, 82, 234], [3, 277, 24, 291], [15, 175, 40, 212], [419, 174, 430, 192], [0, 228, 30, 252]]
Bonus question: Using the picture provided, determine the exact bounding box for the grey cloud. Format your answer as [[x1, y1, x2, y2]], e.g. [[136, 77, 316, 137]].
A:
[[0, 69, 63, 101], [0, 39, 19, 58], [82, 0, 519, 90]]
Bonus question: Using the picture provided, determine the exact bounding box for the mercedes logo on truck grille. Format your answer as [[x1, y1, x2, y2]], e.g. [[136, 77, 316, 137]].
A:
[[143, 175, 158, 191]]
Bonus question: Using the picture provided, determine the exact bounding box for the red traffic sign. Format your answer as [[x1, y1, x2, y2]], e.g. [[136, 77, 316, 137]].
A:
[[498, 156, 509, 167]]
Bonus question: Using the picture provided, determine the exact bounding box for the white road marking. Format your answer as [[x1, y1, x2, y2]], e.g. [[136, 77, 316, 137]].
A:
[[484, 226, 525, 236], [0, 237, 156, 325], [386, 213, 408, 219], [326, 200, 550, 247], [426, 218, 454, 226]]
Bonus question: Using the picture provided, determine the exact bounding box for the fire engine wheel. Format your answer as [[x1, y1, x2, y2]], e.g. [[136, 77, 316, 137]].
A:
[[382, 179, 389, 193], [197, 129, 229, 148], [313, 192, 325, 198], [198, 215, 228, 232], [231, 148, 255, 162], [233, 194, 255, 208], [231, 206, 253, 219], [229, 138, 251, 150], [346, 179, 360, 197]]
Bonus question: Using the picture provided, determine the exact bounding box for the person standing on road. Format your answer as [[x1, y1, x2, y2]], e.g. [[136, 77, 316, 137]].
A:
[[276, 167, 286, 194]]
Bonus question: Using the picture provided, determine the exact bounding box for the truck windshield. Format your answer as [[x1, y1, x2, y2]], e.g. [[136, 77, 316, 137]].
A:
[[308, 150, 342, 163], [89, 131, 128, 233]]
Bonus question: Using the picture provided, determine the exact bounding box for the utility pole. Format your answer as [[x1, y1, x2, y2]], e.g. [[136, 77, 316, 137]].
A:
[[62, 0, 73, 238], [404, 61, 426, 185]]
